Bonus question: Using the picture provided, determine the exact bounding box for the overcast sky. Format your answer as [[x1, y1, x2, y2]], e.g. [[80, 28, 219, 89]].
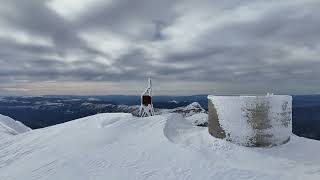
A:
[[1, 0, 320, 96]]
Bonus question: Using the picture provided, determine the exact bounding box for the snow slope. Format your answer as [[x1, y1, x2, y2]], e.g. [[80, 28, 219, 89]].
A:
[[0, 114, 31, 138], [0, 113, 320, 180]]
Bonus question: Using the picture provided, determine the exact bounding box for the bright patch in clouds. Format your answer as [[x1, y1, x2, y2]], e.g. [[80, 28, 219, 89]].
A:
[[79, 30, 130, 59], [47, 0, 111, 20]]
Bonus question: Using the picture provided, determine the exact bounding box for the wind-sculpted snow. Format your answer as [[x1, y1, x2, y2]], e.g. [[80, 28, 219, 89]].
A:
[[0, 113, 319, 180], [0, 114, 31, 138]]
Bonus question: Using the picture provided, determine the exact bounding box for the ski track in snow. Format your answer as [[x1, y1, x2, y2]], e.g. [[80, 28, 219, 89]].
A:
[[0, 113, 320, 180], [31, 160, 58, 180]]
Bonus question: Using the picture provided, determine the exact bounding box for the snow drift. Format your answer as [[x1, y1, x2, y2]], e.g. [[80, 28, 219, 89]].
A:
[[0, 112, 319, 180], [0, 114, 31, 138]]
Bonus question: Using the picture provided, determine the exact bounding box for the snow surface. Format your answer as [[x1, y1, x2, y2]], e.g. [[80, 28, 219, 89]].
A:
[[0, 114, 31, 138], [0, 113, 320, 180]]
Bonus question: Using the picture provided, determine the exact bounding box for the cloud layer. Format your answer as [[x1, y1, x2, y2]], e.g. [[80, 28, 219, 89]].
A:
[[1, 0, 320, 95]]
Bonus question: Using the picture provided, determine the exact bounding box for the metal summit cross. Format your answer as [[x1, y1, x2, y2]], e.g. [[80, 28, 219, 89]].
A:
[[138, 78, 155, 117]]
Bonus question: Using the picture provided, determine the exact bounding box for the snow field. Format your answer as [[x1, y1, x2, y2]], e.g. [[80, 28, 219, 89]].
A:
[[0, 113, 319, 180]]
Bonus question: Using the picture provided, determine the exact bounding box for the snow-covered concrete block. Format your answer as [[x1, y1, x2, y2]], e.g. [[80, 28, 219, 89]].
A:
[[207, 95, 292, 147]]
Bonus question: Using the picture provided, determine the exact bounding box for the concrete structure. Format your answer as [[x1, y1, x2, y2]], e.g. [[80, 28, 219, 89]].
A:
[[208, 95, 292, 147]]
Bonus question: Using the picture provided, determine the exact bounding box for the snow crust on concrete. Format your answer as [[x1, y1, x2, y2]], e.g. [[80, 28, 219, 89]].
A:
[[0, 114, 31, 138], [0, 113, 319, 180], [243, 95, 292, 145], [208, 95, 292, 146], [208, 96, 247, 142]]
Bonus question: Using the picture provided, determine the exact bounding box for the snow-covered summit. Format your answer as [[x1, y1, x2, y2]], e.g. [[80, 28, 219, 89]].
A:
[[0, 113, 319, 180], [167, 102, 206, 117], [0, 114, 31, 138], [184, 102, 204, 111]]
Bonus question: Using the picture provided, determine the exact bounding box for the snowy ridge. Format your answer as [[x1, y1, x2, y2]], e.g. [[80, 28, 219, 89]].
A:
[[0, 114, 31, 138], [158, 102, 206, 117], [156, 102, 208, 126], [0, 113, 320, 179], [80, 102, 141, 115]]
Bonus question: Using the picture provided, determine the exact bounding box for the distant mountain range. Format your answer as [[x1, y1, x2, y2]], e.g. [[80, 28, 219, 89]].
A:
[[0, 95, 320, 140], [0, 96, 207, 129]]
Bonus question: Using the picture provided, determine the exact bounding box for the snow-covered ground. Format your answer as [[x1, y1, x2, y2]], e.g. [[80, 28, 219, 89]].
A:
[[0, 113, 320, 180], [0, 114, 31, 138]]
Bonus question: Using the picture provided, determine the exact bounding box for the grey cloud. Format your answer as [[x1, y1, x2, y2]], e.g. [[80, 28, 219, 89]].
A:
[[75, 0, 177, 40], [1, 0, 320, 95]]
